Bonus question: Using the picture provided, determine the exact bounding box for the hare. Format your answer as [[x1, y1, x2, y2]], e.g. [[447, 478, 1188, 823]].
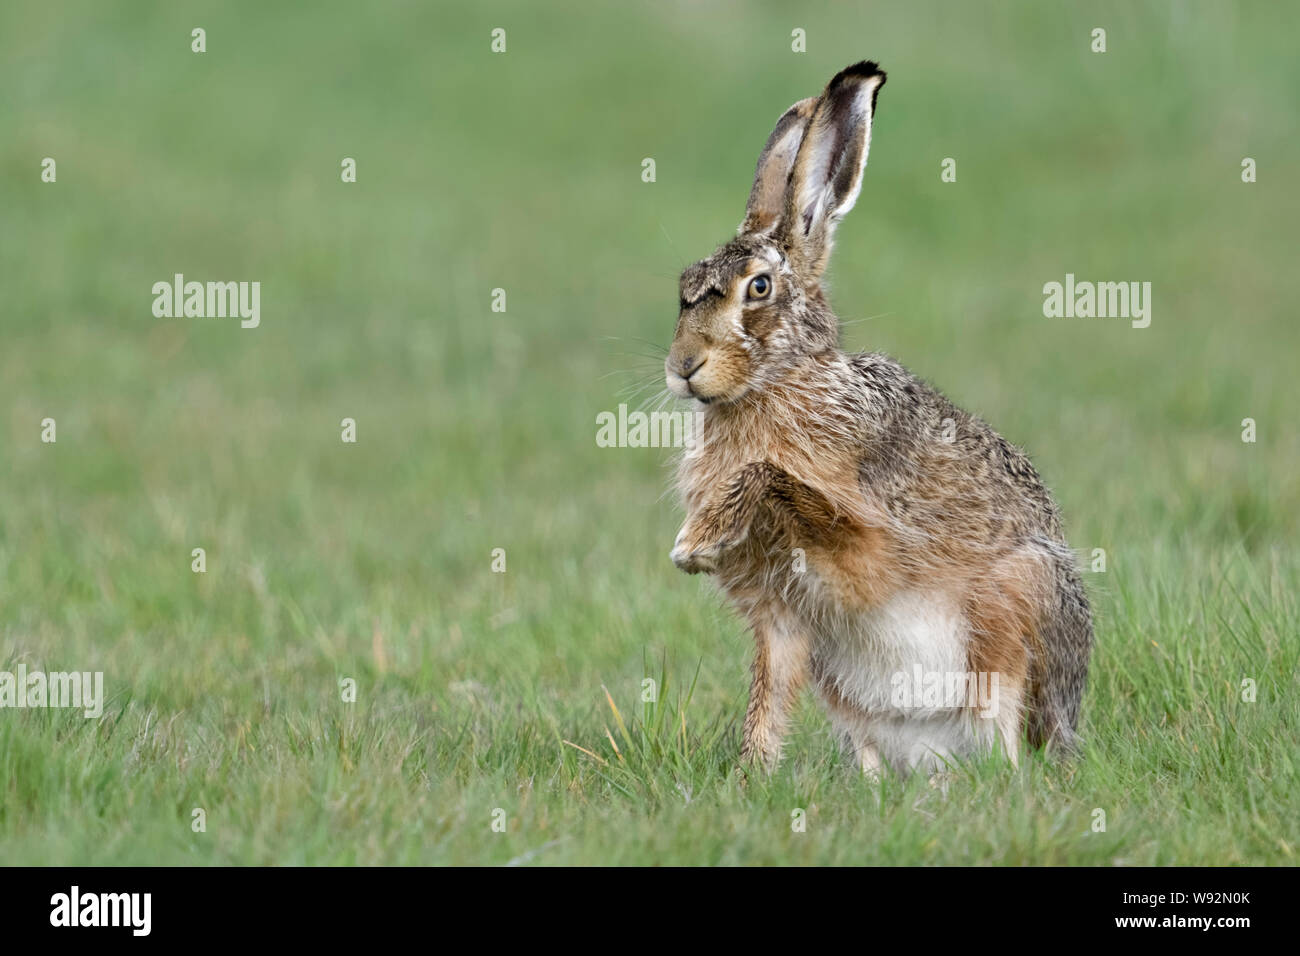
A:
[[665, 61, 1093, 775]]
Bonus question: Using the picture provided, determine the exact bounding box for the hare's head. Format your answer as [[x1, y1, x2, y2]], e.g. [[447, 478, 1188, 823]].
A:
[[666, 61, 886, 404]]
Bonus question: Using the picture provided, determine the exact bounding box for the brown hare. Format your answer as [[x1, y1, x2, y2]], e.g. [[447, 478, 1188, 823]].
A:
[[666, 61, 1093, 775]]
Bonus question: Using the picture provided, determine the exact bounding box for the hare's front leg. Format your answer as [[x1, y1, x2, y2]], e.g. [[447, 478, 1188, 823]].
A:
[[671, 461, 839, 574], [740, 606, 810, 771]]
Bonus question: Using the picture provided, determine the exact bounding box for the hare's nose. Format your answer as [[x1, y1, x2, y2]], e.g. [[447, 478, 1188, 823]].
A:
[[678, 354, 705, 380]]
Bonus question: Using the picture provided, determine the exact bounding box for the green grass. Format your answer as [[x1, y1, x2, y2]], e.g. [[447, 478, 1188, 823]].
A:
[[1, 0, 1297, 865]]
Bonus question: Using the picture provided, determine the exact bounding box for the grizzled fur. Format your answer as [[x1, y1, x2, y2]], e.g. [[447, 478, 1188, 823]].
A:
[[665, 61, 1093, 774]]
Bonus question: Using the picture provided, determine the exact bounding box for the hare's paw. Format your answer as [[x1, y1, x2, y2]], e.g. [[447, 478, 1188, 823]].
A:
[[670, 521, 745, 574], [670, 526, 724, 574]]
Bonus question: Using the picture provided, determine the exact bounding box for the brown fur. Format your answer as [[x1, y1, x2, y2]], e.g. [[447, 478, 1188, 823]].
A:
[[738, 604, 809, 766], [665, 61, 1094, 773]]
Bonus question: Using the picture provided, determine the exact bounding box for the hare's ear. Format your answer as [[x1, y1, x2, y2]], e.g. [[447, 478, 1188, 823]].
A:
[[740, 97, 817, 235], [780, 61, 886, 280]]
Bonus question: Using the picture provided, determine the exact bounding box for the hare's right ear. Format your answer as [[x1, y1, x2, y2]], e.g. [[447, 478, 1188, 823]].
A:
[[739, 97, 817, 235], [779, 61, 886, 281]]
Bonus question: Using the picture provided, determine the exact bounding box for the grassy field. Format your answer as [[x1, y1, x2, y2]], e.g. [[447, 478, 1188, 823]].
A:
[[1, 1, 1297, 865]]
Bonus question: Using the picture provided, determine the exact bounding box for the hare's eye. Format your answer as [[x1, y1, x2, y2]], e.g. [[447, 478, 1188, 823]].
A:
[[747, 275, 772, 300]]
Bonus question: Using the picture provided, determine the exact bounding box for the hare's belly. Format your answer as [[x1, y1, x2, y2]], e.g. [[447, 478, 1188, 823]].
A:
[[809, 589, 970, 716]]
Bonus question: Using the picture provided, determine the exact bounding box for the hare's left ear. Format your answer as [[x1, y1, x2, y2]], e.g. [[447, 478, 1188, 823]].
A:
[[740, 97, 817, 235], [780, 61, 886, 280]]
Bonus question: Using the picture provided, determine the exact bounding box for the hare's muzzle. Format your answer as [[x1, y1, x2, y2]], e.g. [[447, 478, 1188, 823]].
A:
[[665, 340, 708, 399]]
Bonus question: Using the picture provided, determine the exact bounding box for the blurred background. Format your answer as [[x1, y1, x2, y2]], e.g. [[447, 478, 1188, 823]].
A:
[[1, 1, 1296, 863]]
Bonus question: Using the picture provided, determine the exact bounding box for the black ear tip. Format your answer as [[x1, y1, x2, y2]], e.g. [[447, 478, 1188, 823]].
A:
[[831, 60, 887, 89]]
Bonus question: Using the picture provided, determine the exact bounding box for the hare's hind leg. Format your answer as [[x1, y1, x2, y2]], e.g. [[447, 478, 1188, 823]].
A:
[[987, 678, 1025, 767], [963, 547, 1050, 765], [739, 603, 810, 771], [964, 541, 1092, 759]]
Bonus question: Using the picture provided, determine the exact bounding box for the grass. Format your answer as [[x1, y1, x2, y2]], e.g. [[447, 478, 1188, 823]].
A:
[[0, 0, 1297, 865]]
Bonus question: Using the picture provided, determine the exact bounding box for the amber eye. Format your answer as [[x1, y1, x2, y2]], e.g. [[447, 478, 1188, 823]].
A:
[[747, 274, 772, 299]]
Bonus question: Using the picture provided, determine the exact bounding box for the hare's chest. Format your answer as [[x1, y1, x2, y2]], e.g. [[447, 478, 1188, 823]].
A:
[[807, 589, 971, 715]]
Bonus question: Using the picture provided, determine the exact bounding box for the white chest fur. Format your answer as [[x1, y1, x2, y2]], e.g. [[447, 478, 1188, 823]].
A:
[[805, 589, 998, 771], [810, 589, 970, 714]]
